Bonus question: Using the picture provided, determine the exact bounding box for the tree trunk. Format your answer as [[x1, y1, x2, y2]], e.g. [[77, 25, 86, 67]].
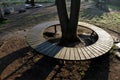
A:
[[56, 0, 81, 46], [0, 7, 4, 19], [26, 0, 30, 4], [31, 0, 35, 7]]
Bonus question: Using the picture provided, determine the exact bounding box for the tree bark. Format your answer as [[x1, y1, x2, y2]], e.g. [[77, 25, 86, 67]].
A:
[[0, 7, 4, 19], [56, 0, 81, 46], [26, 0, 30, 4], [31, 0, 35, 7]]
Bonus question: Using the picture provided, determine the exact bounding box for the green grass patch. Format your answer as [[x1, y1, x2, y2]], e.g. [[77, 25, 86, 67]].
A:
[[79, 8, 120, 32], [0, 19, 11, 24]]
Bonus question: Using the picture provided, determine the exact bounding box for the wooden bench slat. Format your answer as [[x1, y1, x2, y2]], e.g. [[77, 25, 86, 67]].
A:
[[28, 41, 41, 46], [96, 43, 111, 49], [35, 42, 52, 51], [89, 46, 103, 56], [87, 47, 98, 57], [59, 48, 67, 59], [41, 44, 56, 55], [81, 48, 91, 59], [92, 45, 107, 53], [48, 46, 62, 57], [70, 48, 75, 60], [83, 47, 96, 58], [93, 43, 111, 52], [30, 42, 45, 49], [54, 49, 63, 58], [74, 48, 81, 60], [27, 39, 40, 43], [31, 41, 47, 48], [77, 48, 86, 60], [93, 45, 106, 53], [86, 47, 99, 57], [64, 48, 70, 60]]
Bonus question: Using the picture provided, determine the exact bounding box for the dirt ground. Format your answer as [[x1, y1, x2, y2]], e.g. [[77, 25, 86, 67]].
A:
[[0, 2, 120, 80]]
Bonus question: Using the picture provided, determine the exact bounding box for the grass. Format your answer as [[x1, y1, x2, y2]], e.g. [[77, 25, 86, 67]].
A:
[[0, 18, 11, 24], [79, 7, 120, 32]]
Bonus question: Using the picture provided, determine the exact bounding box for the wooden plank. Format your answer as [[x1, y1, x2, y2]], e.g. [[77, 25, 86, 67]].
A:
[[96, 42, 111, 49], [51, 46, 62, 57], [74, 48, 81, 60], [40, 44, 56, 55], [70, 48, 75, 60], [54, 49, 63, 59], [92, 45, 109, 54], [92, 45, 104, 54], [30, 41, 48, 48], [27, 37, 44, 43], [47, 46, 62, 57], [28, 36, 42, 40], [93, 43, 109, 52], [36, 43, 52, 53], [81, 48, 91, 59], [28, 41, 41, 46], [31, 41, 47, 48], [88, 46, 103, 56], [58, 48, 67, 59], [83, 47, 95, 58], [34, 41, 49, 47], [35, 42, 52, 51], [64, 48, 70, 60], [27, 37, 41, 41], [86, 47, 99, 57], [97, 42, 110, 47], [77, 48, 86, 60], [92, 45, 106, 53], [27, 38, 40, 43]]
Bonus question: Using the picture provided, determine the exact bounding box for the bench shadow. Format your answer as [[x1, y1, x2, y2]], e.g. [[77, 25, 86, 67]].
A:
[[14, 56, 60, 80], [0, 46, 32, 75], [34, 41, 63, 57], [82, 53, 110, 80], [1, 44, 62, 80]]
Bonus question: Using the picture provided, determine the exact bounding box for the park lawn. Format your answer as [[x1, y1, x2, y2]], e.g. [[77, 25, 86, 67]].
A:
[[79, 7, 120, 32]]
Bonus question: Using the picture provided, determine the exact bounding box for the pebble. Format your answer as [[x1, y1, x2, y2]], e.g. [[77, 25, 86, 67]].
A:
[[115, 51, 120, 59], [115, 43, 120, 48], [112, 36, 120, 43]]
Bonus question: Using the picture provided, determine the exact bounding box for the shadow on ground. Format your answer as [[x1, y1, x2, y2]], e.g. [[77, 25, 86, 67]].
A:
[[1, 47, 111, 80], [0, 47, 32, 75], [82, 53, 110, 80], [14, 56, 60, 80]]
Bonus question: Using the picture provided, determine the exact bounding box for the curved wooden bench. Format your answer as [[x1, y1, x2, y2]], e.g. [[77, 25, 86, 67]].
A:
[[26, 21, 113, 60]]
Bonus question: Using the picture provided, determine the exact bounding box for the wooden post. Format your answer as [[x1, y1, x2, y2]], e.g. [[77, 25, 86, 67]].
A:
[[0, 7, 4, 19], [54, 25, 57, 34]]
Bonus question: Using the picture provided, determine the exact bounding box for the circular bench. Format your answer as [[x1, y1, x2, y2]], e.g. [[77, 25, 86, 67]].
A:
[[26, 21, 113, 60]]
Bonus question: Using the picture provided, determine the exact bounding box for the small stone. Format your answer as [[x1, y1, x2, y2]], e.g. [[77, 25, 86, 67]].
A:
[[0, 41, 3, 47], [115, 51, 120, 59], [115, 43, 120, 49], [33, 57, 41, 63], [112, 36, 120, 43]]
